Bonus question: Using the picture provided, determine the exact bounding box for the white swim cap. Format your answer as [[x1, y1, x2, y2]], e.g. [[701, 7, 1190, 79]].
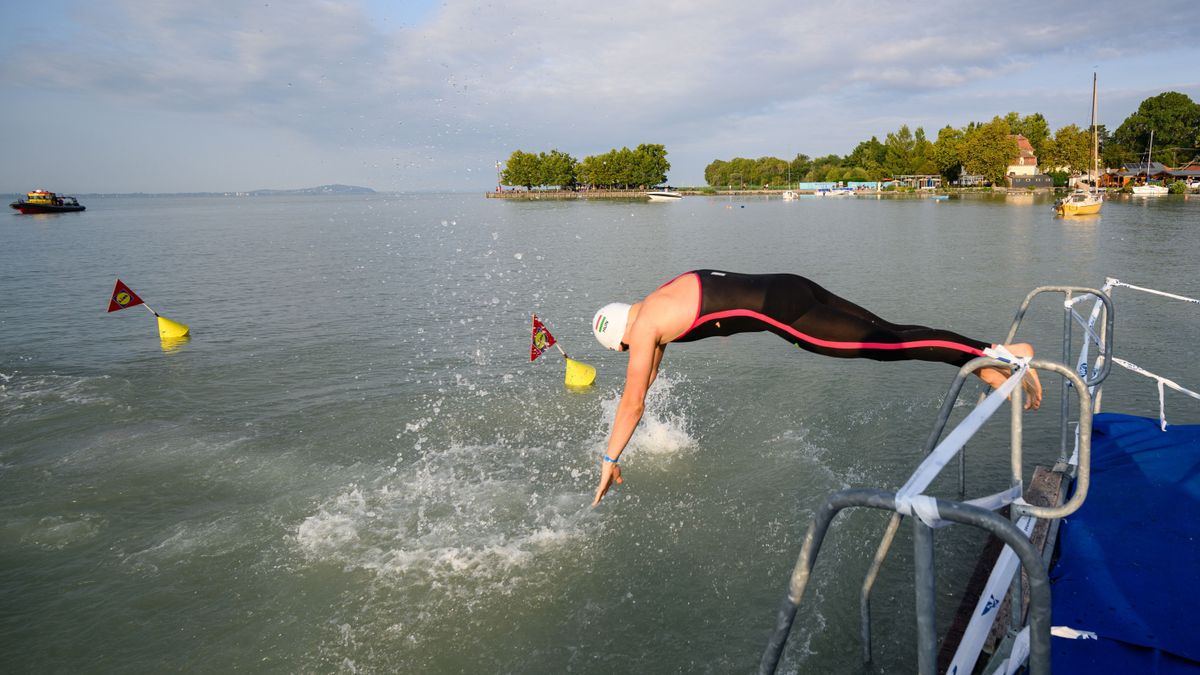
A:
[[592, 303, 631, 351]]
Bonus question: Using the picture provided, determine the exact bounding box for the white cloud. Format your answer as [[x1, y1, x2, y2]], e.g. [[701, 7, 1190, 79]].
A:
[[1, 0, 1198, 190]]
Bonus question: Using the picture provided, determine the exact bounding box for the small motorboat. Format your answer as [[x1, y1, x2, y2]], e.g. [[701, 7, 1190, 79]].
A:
[[10, 190, 86, 214], [646, 189, 683, 202]]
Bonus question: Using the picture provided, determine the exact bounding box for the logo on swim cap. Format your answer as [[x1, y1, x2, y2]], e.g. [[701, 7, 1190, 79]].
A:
[[592, 303, 630, 351]]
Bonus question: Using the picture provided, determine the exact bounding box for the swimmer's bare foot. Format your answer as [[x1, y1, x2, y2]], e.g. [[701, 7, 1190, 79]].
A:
[[978, 343, 1042, 410]]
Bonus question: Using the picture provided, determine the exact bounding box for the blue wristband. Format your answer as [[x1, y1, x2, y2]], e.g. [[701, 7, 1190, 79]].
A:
[[602, 454, 619, 464]]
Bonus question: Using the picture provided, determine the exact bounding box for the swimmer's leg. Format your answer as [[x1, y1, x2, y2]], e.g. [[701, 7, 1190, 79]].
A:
[[766, 276, 1041, 407], [784, 300, 990, 366]]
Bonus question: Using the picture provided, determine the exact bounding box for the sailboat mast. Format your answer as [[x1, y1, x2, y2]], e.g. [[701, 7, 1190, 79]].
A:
[[1091, 72, 1098, 191], [1146, 130, 1154, 183]]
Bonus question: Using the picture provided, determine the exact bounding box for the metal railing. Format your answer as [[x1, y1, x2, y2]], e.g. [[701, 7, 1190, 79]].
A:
[[760, 286, 1114, 675], [759, 490, 1054, 675]]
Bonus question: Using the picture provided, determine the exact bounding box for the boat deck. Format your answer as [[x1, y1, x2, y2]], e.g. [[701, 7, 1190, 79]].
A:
[[1049, 413, 1200, 673], [757, 279, 1200, 674]]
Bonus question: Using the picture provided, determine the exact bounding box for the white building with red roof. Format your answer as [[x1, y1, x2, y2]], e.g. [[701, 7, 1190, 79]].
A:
[[1007, 134, 1038, 177]]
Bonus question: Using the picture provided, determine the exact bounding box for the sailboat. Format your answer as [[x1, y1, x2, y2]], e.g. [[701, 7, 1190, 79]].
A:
[[1131, 130, 1169, 196], [1056, 73, 1103, 216], [782, 165, 797, 200]]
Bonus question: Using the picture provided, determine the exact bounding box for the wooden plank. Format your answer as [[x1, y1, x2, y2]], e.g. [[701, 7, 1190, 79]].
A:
[[983, 466, 1066, 653]]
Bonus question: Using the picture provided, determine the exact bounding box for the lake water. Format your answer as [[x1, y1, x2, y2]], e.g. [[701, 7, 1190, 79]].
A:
[[3, 192, 1199, 673]]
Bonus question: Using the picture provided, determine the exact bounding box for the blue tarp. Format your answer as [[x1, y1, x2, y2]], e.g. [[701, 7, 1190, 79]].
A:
[[1051, 413, 1200, 673]]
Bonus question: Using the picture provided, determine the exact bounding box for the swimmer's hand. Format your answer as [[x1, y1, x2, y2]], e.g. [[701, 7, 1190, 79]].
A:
[[980, 343, 1042, 411], [591, 460, 623, 507]]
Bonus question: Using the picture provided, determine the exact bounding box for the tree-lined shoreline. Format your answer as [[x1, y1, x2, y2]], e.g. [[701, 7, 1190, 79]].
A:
[[497, 90, 1198, 192], [500, 144, 669, 191], [708, 91, 1199, 188]]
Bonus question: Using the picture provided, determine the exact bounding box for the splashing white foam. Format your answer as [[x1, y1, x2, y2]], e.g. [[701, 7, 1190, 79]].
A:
[[295, 442, 593, 594], [596, 373, 696, 458], [0, 371, 115, 412]]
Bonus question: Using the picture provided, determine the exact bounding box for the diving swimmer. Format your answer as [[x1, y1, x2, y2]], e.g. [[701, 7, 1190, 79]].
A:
[[589, 270, 1043, 506]]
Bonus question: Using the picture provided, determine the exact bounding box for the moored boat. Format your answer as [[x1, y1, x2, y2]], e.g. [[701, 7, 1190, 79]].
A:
[[1055, 189, 1103, 216], [814, 187, 853, 197], [1131, 183, 1169, 197], [1131, 130, 1169, 196], [9, 190, 86, 214], [1056, 73, 1104, 217], [645, 190, 682, 201]]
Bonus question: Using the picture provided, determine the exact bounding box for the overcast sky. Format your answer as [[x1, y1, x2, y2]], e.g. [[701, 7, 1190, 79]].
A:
[[2, 0, 1197, 193]]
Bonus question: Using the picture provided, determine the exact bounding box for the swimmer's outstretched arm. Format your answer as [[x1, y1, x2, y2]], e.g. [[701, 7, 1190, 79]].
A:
[[591, 338, 664, 507]]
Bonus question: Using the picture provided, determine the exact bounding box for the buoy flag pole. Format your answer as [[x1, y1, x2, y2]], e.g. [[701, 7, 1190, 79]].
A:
[[531, 314, 595, 387], [107, 278, 190, 339]]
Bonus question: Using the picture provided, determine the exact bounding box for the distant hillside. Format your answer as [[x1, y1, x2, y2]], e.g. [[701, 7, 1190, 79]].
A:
[[248, 184, 375, 195]]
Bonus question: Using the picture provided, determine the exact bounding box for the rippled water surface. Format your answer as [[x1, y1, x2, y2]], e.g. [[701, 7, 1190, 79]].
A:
[[3, 192, 1199, 673]]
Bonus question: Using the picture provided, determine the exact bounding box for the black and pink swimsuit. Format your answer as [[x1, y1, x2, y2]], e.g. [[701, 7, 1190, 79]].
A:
[[669, 270, 988, 367]]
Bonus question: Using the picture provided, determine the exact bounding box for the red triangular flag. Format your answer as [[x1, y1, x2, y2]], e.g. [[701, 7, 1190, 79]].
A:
[[107, 278, 145, 313], [531, 314, 557, 361]]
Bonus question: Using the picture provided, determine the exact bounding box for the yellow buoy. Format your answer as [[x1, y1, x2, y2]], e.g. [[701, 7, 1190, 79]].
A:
[[160, 335, 191, 353], [564, 357, 596, 388], [157, 315, 190, 339]]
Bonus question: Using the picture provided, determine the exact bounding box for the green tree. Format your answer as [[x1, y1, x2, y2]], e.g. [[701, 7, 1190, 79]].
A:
[[1097, 123, 1136, 169], [728, 157, 757, 186], [807, 154, 842, 182], [539, 149, 577, 190], [704, 159, 728, 187], [883, 125, 917, 176], [614, 147, 637, 188], [845, 138, 885, 179], [1110, 92, 1200, 167], [912, 127, 939, 175], [789, 154, 812, 183], [754, 156, 788, 186], [932, 126, 964, 183], [962, 117, 1018, 185], [844, 166, 871, 181], [1005, 112, 1052, 158], [1041, 125, 1091, 175], [634, 143, 671, 186], [579, 154, 603, 187], [502, 150, 541, 189]]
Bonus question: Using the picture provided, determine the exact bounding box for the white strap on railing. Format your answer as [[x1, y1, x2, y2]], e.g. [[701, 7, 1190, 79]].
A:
[[894, 364, 1027, 527], [998, 625, 1031, 675], [962, 484, 1024, 516], [946, 512, 1037, 675], [1068, 422, 1081, 468], [1073, 282, 1114, 385], [1067, 302, 1105, 354], [900, 484, 1026, 532], [1112, 357, 1200, 431]]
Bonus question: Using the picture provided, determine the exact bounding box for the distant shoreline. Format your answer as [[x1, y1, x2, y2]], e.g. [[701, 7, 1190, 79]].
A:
[[484, 186, 1064, 200]]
